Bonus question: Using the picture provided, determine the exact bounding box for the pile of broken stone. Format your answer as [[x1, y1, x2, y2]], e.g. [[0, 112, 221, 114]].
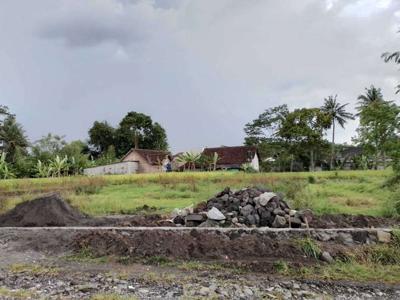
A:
[[172, 187, 313, 228]]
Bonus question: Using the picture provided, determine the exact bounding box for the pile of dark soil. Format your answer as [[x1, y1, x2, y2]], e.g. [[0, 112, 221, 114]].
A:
[[0, 193, 88, 227], [72, 229, 312, 265]]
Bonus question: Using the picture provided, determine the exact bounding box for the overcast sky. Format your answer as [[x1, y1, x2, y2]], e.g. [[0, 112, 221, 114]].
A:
[[1, 0, 399, 152]]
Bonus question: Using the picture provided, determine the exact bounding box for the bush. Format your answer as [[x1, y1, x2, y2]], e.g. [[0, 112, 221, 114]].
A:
[[307, 175, 316, 184], [297, 238, 321, 259]]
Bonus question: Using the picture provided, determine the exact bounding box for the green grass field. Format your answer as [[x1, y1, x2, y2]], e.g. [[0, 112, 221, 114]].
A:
[[0, 170, 398, 217]]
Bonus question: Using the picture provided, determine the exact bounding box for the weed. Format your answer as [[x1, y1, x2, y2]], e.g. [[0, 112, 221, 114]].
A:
[[91, 293, 138, 300], [392, 229, 400, 248], [307, 176, 316, 184], [75, 185, 101, 195], [297, 238, 321, 259], [0, 287, 34, 299], [8, 264, 59, 276], [65, 247, 107, 263], [273, 260, 289, 274], [143, 256, 172, 266]]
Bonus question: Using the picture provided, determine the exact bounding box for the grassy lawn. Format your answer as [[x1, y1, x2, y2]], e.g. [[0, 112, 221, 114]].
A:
[[0, 169, 398, 217]]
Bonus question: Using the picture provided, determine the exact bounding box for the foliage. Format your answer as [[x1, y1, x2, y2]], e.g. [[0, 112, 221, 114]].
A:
[[382, 47, 400, 93], [176, 152, 201, 170], [88, 121, 116, 156], [0, 116, 29, 163], [297, 238, 321, 259], [35, 160, 53, 178], [49, 155, 69, 177], [115, 111, 168, 156], [321, 95, 354, 169], [354, 89, 400, 169], [278, 108, 331, 171], [241, 163, 257, 173], [31, 133, 67, 162], [0, 152, 15, 179]]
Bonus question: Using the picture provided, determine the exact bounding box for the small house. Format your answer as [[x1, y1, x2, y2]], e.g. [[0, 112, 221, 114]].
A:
[[202, 146, 260, 171], [121, 148, 170, 173]]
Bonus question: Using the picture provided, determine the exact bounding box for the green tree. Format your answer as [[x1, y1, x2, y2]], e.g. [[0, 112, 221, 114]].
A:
[[321, 95, 354, 170], [278, 108, 331, 171], [355, 96, 400, 169], [244, 105, 290, 171], [88, 121, 115, 156], [0, 116, 29, 163], [31, 133, 67, 162], [115, 112, 168, 156]]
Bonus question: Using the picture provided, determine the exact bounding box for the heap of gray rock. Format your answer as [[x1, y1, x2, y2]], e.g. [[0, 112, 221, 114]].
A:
[[173, 187, 313, 228]]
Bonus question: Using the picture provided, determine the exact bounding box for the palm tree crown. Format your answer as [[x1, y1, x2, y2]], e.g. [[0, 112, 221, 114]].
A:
[[322, 95, 354, 128], [357, 85, 384, 111]]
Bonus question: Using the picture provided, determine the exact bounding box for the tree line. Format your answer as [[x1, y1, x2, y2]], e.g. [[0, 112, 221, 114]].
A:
[[0, 110, 168, 179], [244, 86, 400, 172]]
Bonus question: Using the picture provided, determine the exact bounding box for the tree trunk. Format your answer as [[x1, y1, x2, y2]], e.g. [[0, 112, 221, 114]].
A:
[[290, 155, 294, 172], [330, 121, 335, 170], [310, 149, 315, 172]]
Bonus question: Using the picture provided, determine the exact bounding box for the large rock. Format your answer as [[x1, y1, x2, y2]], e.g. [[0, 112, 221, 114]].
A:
[[377, 230, 391, 243], [272, 215, 287, 228], [198, 219, 220, 228], [258, 192, 277, 206], [240, 204, 254, 217], [207, 207, 226, 221]]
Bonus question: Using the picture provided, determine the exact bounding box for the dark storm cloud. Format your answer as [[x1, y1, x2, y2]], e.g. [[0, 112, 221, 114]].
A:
[[0, 0, 400, 151]]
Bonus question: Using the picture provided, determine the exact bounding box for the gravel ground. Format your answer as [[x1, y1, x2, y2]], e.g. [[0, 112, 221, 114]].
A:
[[0, 260, 399, 300]]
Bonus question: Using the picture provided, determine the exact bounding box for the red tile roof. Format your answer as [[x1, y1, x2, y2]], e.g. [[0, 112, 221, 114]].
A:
[[202, 146, 258, 165]]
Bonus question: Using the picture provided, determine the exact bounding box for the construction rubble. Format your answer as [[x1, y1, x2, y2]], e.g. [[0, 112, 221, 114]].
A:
[[172, 187, 313, 228]]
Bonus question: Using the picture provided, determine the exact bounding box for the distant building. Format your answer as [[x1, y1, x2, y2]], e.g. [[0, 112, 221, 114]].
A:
[[84, 148, 170, 176], [202, 146, 260, 171], [121, 148, 170, 173]]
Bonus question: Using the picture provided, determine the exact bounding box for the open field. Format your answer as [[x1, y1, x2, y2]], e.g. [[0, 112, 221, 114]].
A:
[[0, 170, 398, 217]]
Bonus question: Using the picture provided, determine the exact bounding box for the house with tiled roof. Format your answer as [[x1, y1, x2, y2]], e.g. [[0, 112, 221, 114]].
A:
[[202, 146, 260, 171]]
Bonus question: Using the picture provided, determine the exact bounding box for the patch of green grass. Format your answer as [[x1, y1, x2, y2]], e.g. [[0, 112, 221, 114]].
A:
[[8, 263, 59, 276], [65, 247, 108, 263], [0, 170, 396, 217], [0, 287, 34, 299], [273, 260, 289, 274], [297, 238, 321, 259], [300, 261, 400, 284], [91, 293, 138, 300]]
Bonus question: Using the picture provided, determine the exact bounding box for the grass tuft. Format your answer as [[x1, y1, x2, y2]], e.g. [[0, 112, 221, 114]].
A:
[[297, 238, 321, 259]]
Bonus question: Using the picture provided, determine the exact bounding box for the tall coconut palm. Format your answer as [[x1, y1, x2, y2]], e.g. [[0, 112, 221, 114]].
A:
[[356, 85, 384, 112], [321, 95, 354, 170]]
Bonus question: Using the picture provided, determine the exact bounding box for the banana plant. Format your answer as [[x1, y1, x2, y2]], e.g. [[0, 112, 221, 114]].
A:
[[49, 155, 69, 177], [35, 160, 53, 178], [176, 152, 201, 171], [0, 152, 15, 179]]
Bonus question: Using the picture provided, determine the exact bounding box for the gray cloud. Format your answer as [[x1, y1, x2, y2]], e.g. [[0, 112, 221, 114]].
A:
[[0, 0, 399, 152]]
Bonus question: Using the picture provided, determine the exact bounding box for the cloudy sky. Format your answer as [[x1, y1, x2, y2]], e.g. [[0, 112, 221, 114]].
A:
[[1, 0, 399, 152]]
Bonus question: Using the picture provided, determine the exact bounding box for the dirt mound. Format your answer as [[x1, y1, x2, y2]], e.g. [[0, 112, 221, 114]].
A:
[[0, 193, 88, 227], [72, 229, 311, 264]]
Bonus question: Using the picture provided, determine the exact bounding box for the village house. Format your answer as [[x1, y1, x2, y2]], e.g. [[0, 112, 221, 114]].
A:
[[84, 148, 170, 176], [202, 146, 260, 171]]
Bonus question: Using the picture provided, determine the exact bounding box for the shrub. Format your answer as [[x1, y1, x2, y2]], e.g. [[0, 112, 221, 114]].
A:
[[298, 238, 321, 259], [273, 260, 289, 273], [307, 175, 316, 184]]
